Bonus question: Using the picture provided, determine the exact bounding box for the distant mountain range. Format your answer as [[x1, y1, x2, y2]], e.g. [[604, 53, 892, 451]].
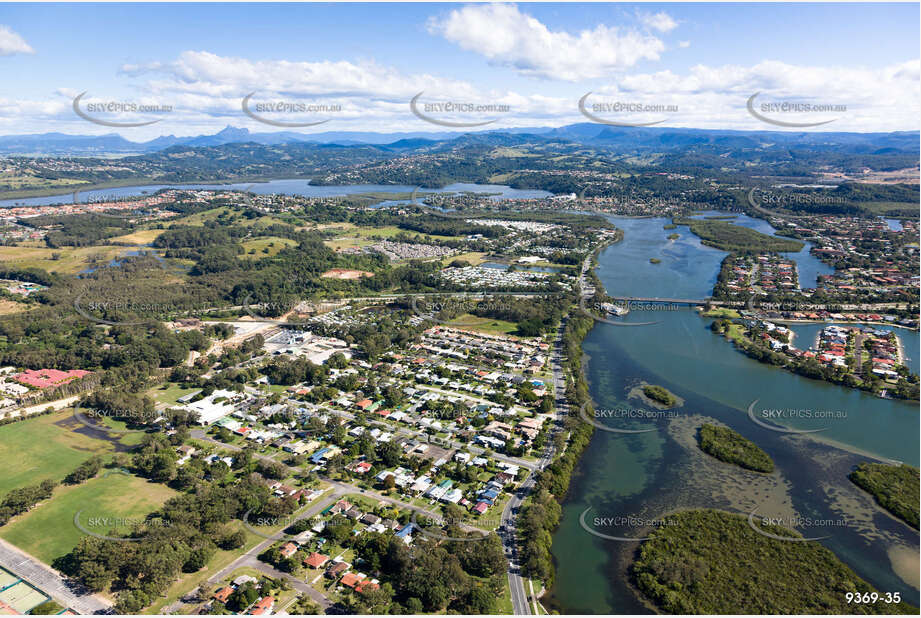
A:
[[0, 124, 918, 157]]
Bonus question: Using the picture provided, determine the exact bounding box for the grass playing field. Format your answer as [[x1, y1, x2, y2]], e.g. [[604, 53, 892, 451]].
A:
[[0, 472, 176, 564], [0, 410, 133, 495], [446, 314, 519, 335]]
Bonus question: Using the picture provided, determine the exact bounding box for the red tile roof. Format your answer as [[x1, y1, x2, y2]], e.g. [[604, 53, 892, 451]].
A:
[[213, 586, 234, 603], [249, 596, 274, 615], [355, 580, 380, 593], [279, 542, 297, 558], [340, 572, 365, 588], [305, 552, 329, 568], [12, 368, 91, 389]]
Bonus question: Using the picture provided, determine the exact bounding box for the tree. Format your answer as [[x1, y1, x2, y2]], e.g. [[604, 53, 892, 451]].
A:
[[227, 582, 259, 612]]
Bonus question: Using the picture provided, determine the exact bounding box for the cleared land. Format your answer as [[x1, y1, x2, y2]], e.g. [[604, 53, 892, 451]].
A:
[[240, 237, 298, 258], [0, 245, 126, 275], [443, 251, 488, 266], [107, 229, 164, 245]]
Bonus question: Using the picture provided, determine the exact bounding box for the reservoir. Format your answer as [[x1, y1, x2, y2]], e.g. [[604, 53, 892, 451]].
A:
[[549, 215, 919, 614]]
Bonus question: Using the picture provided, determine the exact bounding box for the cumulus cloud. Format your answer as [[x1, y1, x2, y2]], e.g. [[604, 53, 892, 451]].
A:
[[589, 59, 920, 131], [0, 25, 34, 56], [428, 3, 665, 80], [639, 12, 678, 33], [121, 50, 477, 101], [615, 59, 920, 100], [1, 50, 916, 136]]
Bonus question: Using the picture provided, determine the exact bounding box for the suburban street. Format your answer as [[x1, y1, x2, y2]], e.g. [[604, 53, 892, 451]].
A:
[[200, 489, 348, 613], [502, 317, 568, 615]]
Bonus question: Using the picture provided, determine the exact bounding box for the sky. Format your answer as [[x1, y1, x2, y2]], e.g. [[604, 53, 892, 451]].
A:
[[0, 2, 918, 139]]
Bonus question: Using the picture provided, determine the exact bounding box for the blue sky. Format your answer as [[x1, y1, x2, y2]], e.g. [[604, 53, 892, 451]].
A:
[[0, 2, 918, 137]]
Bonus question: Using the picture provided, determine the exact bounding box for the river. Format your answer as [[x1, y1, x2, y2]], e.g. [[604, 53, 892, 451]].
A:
[[0, 179, 550, 208], [548, 215, 919, 614]]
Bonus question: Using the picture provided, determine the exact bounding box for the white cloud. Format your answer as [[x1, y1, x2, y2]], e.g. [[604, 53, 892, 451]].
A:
[[640, 12, 678, 33], [0, 25, 34, 56], [678, 41, 691, 49], [0, 51, 916, 137], [589, 59, 920, 131], [121, 50, 477, 101], [428, 4, 665, 81]]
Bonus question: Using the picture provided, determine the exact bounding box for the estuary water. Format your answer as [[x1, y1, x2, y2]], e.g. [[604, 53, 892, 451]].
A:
[[548, 215, 919, 614]]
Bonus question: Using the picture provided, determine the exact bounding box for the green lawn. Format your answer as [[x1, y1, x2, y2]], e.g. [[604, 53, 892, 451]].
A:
[[148, 382, 201, 406], [239, 237, 298, 258], [700, 308, 741, 319], [0, 410, 130, 495], [0, 472, 176, 564], [446, 314, 519, 335]]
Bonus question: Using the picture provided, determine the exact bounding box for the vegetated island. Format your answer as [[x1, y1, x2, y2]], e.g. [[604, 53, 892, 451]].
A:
[[697, 423, 775, 473], [667, 233, 680, 240], [640, 384, 678, 408], [649, 258, 661, 264], [672, 218, 805, 253], [663, 223, 677, 230], [631, 509, 918, 614], [849, 462, 920, 529]]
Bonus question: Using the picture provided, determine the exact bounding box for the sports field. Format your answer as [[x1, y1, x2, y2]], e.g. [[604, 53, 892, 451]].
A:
[[0, 472, 176, 564], [0, 410, 133, 495]]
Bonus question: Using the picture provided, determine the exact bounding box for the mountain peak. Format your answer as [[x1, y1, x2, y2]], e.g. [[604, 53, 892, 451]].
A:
[[216, 125, 250, 137]]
